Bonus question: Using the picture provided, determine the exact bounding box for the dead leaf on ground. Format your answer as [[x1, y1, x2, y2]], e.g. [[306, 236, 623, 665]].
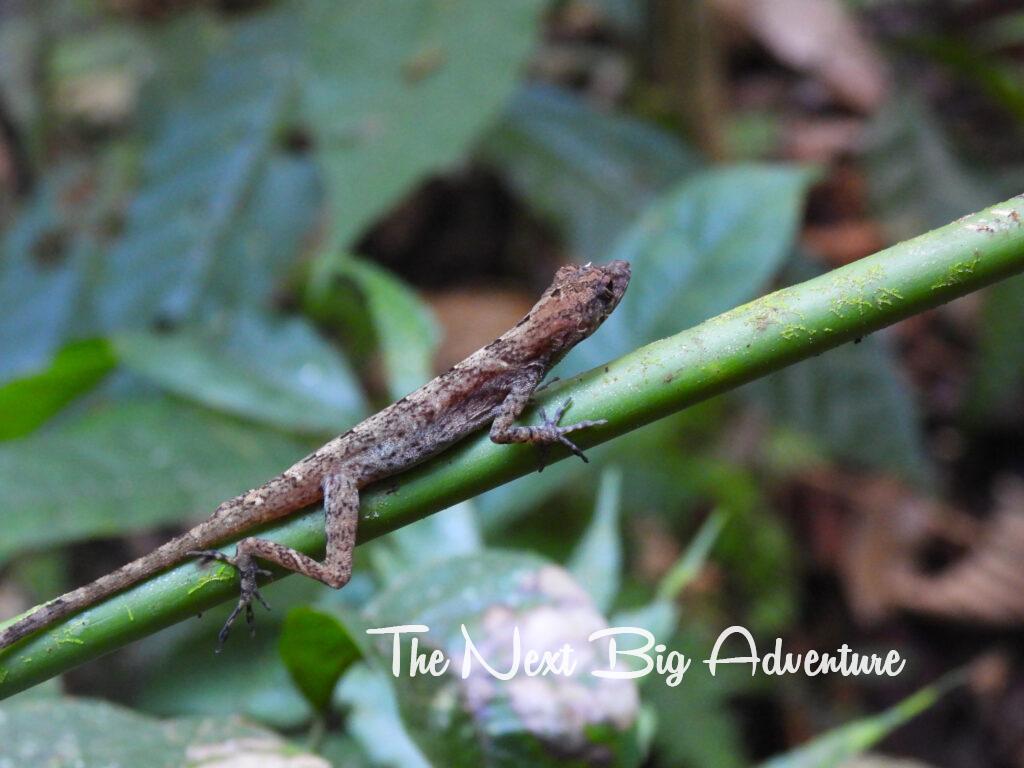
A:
[[837, 475, 1024, 626], [713, 0, 890, 112]]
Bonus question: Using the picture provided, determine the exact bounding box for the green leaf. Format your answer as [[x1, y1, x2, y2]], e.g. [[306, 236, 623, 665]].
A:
[[319, 734, 375, 768], [865, 93, 998, 243], [758, 676, 959, 768], [313, 255, 440, 400], [362, 552, 643, 768], [657, 508, 727, 601], [369, 501, 482, 586], [643, 633, 748, 768], [0, 397, 310, 562], [95, 10, 319, 328], [746, 255, 929, 484], [279, 606, 361, 713], [749, 333, 929, 483], [136, 575, 325, 728], [613, 508, 728, 639], [2, 675, 61, 706], [140, 12, 223, 118], [0, 339, 116, 440], [335, 664, 431, 768], [481, 84, 701, 262], [560, 164, 816, 372], [967, 273, 1024, 421], [568, 467, 623, 612], [116, 312, 366, 436], [0, 167, 101, 383], [0, 697, 327, 767], [301, 0, 545, 251], [862, 93, 1024, 427], [50, 20, 149, 84]]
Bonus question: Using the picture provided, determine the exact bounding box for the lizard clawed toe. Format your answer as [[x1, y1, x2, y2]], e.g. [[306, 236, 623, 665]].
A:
[[187, 550, 271, 652], [534, 398, 608, 470]]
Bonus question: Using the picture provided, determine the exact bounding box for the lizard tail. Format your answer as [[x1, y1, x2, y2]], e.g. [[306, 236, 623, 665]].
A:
[[0, 527, 210, 651]]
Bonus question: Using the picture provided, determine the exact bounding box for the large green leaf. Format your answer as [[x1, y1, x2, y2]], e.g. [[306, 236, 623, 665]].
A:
[[749, 333, 928, 482], [116, 312, 366, 436], [369, 502, 482, 587], [0, 697, 327, 768], [301, 0, 545, 251], [567, 467, 623, 612], [747, 255, 929, 484], [362, 552, 643, 768], [335, 663, 431, 768], [481, 84, 700, 261], [94, 10, 319, 329], [559, 165, 816, 373], [967, 273, 1024, 420], [0, 397, 310, 561], [279, 605, 361, 713], [0, 339, 116, 441], [865, 93, 997, 243], [309, 255, 441, 401], [0, 167, 102, 383]]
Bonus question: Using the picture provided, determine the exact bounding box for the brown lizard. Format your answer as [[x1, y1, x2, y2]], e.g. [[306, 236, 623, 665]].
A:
[[0, 260, 631, 651]]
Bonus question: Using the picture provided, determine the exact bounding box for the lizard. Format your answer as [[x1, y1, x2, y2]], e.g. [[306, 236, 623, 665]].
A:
[[0, 260, 631, 652]]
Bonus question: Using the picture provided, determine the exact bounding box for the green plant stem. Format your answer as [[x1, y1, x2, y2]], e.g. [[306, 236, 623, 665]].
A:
[[3, 197, 1024, 697]]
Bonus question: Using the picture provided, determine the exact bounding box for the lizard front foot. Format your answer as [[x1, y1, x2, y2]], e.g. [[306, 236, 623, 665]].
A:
[[188, 549, 272, 651], [535, 397, 607, 470]]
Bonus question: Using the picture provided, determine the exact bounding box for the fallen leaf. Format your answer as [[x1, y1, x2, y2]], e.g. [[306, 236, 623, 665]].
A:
[[714, 0, 889, 112]]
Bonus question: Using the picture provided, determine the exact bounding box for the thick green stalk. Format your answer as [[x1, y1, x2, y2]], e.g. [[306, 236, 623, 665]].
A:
[[2, 197, 1024, 697]]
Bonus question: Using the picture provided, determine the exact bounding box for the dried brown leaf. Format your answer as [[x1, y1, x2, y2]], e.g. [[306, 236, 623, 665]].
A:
[[840, 476, 1024, 626], [713, 0, 889, 112]]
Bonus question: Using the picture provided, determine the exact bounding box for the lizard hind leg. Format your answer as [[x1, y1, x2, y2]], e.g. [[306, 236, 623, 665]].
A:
[[188, 473, 359, 650]]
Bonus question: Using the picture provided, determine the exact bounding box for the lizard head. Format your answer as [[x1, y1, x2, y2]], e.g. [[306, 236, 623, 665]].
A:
[[527, 260, 631, 358], [548, 259, 631, 329]]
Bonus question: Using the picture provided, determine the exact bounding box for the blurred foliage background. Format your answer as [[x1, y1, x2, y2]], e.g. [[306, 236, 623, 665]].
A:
[[1, 0, 1024, 766]]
